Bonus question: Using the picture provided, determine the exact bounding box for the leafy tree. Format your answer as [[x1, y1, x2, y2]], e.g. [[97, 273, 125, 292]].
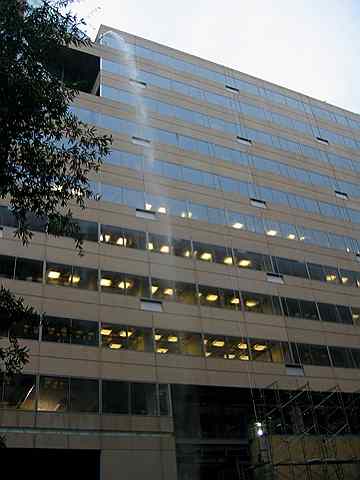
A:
[[0, 0, 111, 386]]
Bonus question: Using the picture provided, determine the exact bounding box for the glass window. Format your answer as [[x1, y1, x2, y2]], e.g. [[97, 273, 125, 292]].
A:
[[275, 257, 308, 278], [339, 269, 358, 287], [38, 375, 69, 412], [250, 338, 272, 362], [204, 334, 227, 358], [299, 300, 319, 321], [148, 233, 172, 255], [150, 278, 176, 301], [317, 303, 339, 323], [283, 297, 301, 318], [0, 255, 15, 278], [307, 263, 325, 282], [102, 380, 129, 414], [172, 238, 192, 259], [159, 384, 170, 416], [198, 285, 221, 308], [329, 347, 355, 369], [175, 281, 197, 305], [243, 291, 282, 315], [100, 225, 146, 249], [179, 332, 203, 356], [101, 323, 129, 350], [0, 206, 17, 228], [76, 219, 99, 242], [46, 262, 98, 290], [226, 337, 250, 361], [336, 305, 353, 325], [193, 242, 233, 266], [155, 329, 180, 355], [235, 250, 272, 271], [323, 266, 340, 284], [42, 316, 70, 343], [1, 374, 36, 410], [69, 377, 99, 413], [131, 383, 157, 415], [128, 326, 154, 352], [351, 307, 360, 326], [71, 319, 98, 346], [297, 343, 330, 366], [100, 271, 149, 297], [10, 314, 40, 340]]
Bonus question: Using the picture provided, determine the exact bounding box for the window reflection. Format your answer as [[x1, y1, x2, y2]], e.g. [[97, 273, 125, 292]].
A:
[[15, 258, 43, 283], [0, 375, 36, 410], [38, 376, 69, 412]]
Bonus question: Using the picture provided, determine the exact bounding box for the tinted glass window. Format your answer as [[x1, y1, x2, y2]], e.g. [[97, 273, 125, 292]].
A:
[[102, 380, 129, 414]]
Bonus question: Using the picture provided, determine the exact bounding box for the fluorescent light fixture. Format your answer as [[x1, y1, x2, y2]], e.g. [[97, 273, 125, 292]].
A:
[[160, 245, 170, 254], [118, 281, 132, 289], [238, 259, 251, 267], [100, 278, 112, 287], [287, 233, 296, 240], [205, 352, 212, 357], [245, 299, 258, 308], [158, 206, 167, 214], [151, 285, 159, 294], [206, 294, 218, 302], [157, 347, 168, 354], [223, 256, 233, 265], [230, 297, 240, 305], [240, 354, 249, 361], [164, 288, 174, 296], [69, 274, 80, 284], [266, 229, 278, 237], [168, 336, 178, 343], [325, 274, 337, 282], [184, 250, 191, 257], [100, 328, 112, 336], [145, 203, 152, 211], [200, 252, 212, 261], [109, 343, 122, 349], [237, 343, 248, 350], [116, 236, 127, 246], [212, 340, 225, 347], [48, 270, 61, 280], [154, 334, 162, 341], [147, 242, 154, 251], [232, 222, 243, 229], [225, 354, 236, 359], [253, 344, 267, 351]]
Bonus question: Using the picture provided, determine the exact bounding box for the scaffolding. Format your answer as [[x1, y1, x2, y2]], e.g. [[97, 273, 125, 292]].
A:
[[248, 382, 360, 480]]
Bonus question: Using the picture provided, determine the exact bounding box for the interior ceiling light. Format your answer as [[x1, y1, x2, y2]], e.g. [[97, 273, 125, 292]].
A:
[[158, 206, 167, 214], [157, 347, 168, 354], [100, 328, 112, 336], [206, 294, 218, 302], [118, 281, 132, 289], [200, 252, 212, 261], [266, 229, 277, 237], [232, 222, 243, 229], [147, 242, 154, 251], [48, 270, 61, 280], [287, 233, 296, 240], [341, 277, 348, 284], [245, 299, 258, 308], [205, 352, 212, 357], [168, 336, 178, 343], [253, 344, 267, 351], [160, 245, 170, 254], [69, 275, 80, 284], [110, 343, 122, 349], [164, 288, 174, 296], [238, 259, 251, 267], [145, 203, 152, 211], [240, 354, 249, 361], [225, 354, 236, 359], [184, 250, 191, 257], [100, 278, 112, 287], [230, 297, 240, 305], [223, 256, 233, 265], [116, 236, 127, 246], [326, 274, 337, 282], [212, 339, 225, 347], [151, 285, 159, 294], [154, 334, 162, 341], [237, 343, 248, 350]]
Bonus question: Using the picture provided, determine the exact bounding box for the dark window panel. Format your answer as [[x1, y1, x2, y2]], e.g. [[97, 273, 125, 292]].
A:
[[131, 383, 157, 415], [1, 374, 36, 410], [15, 258, 43, 283], [275, 257, 308, 278], [128, 326, 154, 352], [0, 255, 15, 279], [317, 303, 339, 323], [172, 238, 192, 259], [69, 378, 99, 413], [336, 305, 353, 325], [102, 380, 129, 414], [243, 291, 281, 315], [38, 375, 69, 412], [174, 281, 197, 305], [307, 263, 325, 282], [235, 250, 272, 271], [71, 319, 98, 346], [159, 384, 170, 416], [330, 347, 355, 369], [42, 316, 71, 343]]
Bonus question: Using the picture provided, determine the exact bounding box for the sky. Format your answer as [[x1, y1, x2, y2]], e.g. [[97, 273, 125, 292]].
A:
[[71, 0, 360, 115]]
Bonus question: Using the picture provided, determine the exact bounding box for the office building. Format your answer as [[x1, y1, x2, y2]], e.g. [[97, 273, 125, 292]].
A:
[[1, 25, 360, 479]]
